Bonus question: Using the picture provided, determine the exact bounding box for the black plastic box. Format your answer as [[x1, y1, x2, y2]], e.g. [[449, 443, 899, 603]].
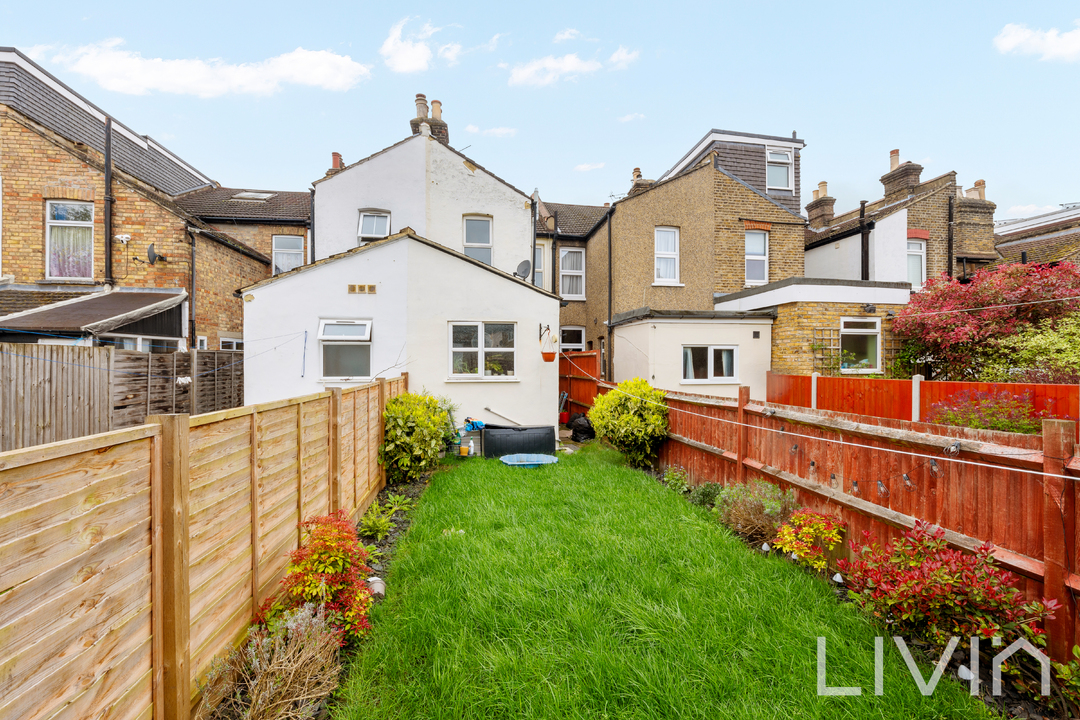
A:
[[481, 425, 557, 458]]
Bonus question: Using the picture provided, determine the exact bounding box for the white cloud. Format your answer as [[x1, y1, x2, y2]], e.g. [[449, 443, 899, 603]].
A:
[[380, 18, 434, 73], [575, 162, 604, 172], [617, 112, 645, 122], [439, 43, 463, 65], [554, 28, 581, 43], [994, 20, 1080, 61], [479, 34, 503, 52], [483, 127, 516, 137], [465, 124, 480, 133], [508, 54, 602, 86], [1005, 204, 1059, 218], [48, 38, 370, 97], [608, 46, 639, 70], [24, 44, 55, 60]]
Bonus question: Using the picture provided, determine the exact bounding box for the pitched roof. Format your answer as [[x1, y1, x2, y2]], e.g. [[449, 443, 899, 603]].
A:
[[0, 290, 187, 334], [992, 230, 1080, 267], [0, 288, 95, 318], [805, 180, 954, 247], [535, 201, 610, 236], [174, 186, 311, 222]]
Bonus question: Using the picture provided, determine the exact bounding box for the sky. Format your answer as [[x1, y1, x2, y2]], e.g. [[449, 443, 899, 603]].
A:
[[3, 1, 1079, 220]]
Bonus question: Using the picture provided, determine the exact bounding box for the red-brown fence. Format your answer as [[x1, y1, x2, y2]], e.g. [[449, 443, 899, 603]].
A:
[[559, 351, 600, 415], [563, 376, 1080, 662]]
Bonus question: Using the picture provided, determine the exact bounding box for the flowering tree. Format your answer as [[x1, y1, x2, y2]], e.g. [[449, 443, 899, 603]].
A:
[[892, 262, 1080, 379]]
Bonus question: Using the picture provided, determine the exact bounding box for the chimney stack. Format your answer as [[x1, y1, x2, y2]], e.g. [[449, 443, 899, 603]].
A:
[[325, 151, 344, 176], [628, 167, 654, 196], [880, 150, 923, 199], [409, 93, 449, 145], [964, 179, 986, 200], [889, 149, 900, 172], [805, 180, 836, 230]]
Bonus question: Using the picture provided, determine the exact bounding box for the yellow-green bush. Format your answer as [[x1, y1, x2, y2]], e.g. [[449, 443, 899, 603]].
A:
[[588, 378, 668, 468], [378, 393, 448, 484]]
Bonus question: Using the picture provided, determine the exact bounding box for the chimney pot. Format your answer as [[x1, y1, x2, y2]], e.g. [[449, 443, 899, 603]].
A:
[[890, 149, 900, 171], [812, 189, 820, 201], [603, 202, 610, 207], [331, 151, 343, 170], [431, 99, 442, 121], [414, 93, 429, 119], [818, 180, 828, 198], [632, 167, 642, 180]]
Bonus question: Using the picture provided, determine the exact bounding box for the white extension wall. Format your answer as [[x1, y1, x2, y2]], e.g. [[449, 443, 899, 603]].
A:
[[804, 209, 909, 283]]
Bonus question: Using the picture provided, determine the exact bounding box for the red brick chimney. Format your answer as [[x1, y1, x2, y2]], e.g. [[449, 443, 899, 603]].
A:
[[332, 152, 343, 170]]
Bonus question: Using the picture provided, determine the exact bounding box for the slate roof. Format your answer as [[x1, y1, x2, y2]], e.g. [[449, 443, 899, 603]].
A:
[[805, 180, 953, 248], [0, 291, 187, 334], [535, 201, 610, 236], [174, 186, 311, 222], [992, 230, 1080, 267], [0, 289, 94, 317]]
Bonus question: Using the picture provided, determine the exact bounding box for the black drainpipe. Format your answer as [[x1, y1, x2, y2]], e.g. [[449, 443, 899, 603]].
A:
[[104, 118, 115, 285], [309, 188, 316, 263], [530, 198, 537, 286], [947, 194, 955, 278], [188, 229, 197, 348], [552, 210, 559, 297], [606, 206, 615, 380], [859, 200, 869, 281]]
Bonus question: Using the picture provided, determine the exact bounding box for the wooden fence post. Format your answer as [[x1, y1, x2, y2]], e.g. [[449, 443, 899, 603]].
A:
[[250, 409, 262, 618], [146, 414, 190, 720], [402, 371, 409, 392], [736, 386, 750, 485], [911, 374, 923, 422], [810, 372, 819, 410], [190, 350, 199, 416], [296, 401, 304, 546], [1043, 418, 1075, 662], [329, 388, 342, 513], [378, 378, 387, 488]]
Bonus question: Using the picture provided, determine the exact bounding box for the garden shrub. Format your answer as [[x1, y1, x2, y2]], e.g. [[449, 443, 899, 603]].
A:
[[662, 465, 690, 494], [773, 508, 846, 571], [688, 482, 723, 508], [379, 393, 448, 483], [712, 481, 797, 544], [359, 500, 394, 541], [587, 378, 669, 468], [195, 603, 342, 720], [980, 312, 1080, 383], [925, 388, 1057, 434]]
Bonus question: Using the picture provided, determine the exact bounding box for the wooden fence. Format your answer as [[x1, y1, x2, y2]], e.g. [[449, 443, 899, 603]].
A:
[[565, 377, 1080, 662], [0, 343, 245, 451], [559, 351, 600, 415], [0, 374, 406, 720]]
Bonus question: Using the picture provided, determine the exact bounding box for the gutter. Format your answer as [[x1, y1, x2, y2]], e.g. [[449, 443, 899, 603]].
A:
[[193, 216, 309, 225]]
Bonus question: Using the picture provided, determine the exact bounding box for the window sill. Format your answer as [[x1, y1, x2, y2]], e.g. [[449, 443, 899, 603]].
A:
[[445, 377, 520, 383], [652, 282, 685, 287], [561, 297, 586, 302], [39, 278, 98, 286], [318, 377, 373, 384], [681, 379, 739, 385], [840, 370, 881, 375]]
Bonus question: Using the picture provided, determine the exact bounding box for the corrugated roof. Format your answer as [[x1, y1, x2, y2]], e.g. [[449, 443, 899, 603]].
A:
[[0, 289, 94, 317], [174, 186, 311, 221], [535, 201, 610, 236], [0, 291, 187, 334]]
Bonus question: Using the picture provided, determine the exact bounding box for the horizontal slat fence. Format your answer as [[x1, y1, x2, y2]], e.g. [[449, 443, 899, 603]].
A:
[[564, 377, 1079, 662], [0, 373, 406, 720]]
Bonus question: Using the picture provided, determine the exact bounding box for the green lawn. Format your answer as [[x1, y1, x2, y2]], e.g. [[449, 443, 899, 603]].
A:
[[336, 444, 987, 720]]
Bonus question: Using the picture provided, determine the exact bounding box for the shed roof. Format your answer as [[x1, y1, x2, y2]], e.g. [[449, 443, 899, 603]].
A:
[[0, 288, 95, 317], [0, 291, 187, 335], [174, 186, 311, 222]]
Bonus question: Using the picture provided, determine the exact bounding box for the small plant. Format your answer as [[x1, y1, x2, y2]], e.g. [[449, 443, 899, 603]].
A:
[[662, 465, 690, 494], [359, 501, 395, 541], [926, 388, 1057, 434], [587, 378, 669, 468], [384, 492, 416, 517], [773, 509, 846, 571], [379, 393, 449, 483], [431, 393, 460, 446], [688, 482, 723, 508], [195, 604, 342, 720], [712, 481, 797, 544], [362, 543, 384, 563]]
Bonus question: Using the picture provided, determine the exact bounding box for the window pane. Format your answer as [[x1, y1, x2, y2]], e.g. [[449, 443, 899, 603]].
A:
[[322, 322, 369, 338], [464, 246, 492, 265], [746, 258, 767, 282], [465, 218, 490, 245], [452, 350, 479, 374], [656, 256, 676, 280], [907, 254, 924, 287], [50, 203, 93, 222], [561, 274, 583, 296], [150, 340, 179, 355], [560, 250, 583, 272], [49, 225, 93, 278], [842, 321, 877, 330], [655, 229, 677, 253], [372, 215, 389, 236], [533, 270, 544, 287], [841, 333, 878, 369], [485, 324, 515, 349], [683, 347, 708, 380], [767, 163, 790, 187], [274, 235, 304, 250], [484, 351, 514, 376], [907, 241, 923, 252], [274, 250, 303, 275], [323, 344, 371, 377], [452, 325, 479, 349], [561, 328, 583, 345], [768, 151, 789, 163], [534, 247, 543, 270], [745, 231, 767, 256], [713, 348, 735, 377]]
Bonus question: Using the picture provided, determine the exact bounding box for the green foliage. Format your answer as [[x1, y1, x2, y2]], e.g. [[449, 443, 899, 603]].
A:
[[688, 482, 723, 507], [712, 481, 798, 543], [379, 393, 449, 484], [661, 465, 690, 494], [926, 389, 1057, 434], [587, 378, 669, 468], [774, 509, 846, 571], [980, 312, 1080, 382], [384, 492, 416, 517], [430, 393, 460, 444], [359, 501, 395, 541]]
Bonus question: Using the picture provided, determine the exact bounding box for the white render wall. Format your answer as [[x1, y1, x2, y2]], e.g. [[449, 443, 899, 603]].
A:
[[714, 282, 911, 311], [805, 233, 862, 280], [614, 319, 774, 400], [804, 209, 909, 283]]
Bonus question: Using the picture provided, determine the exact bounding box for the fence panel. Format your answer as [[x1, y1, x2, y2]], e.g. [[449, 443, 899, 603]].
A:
[[559, 351, 600, 414], [766, 372, 811, 408]]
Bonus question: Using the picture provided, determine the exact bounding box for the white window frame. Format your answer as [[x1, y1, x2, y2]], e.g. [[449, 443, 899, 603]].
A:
[[533, 244, 545, 289], [45, 199, 94, 281], [318, 319, 372, 381], [463, 215, 493, 265], [560, 248, 586, 300], [220, 338, 244, 351], [99, 333, 186, 353], [681, 345, 739, 384], [907, 240, 926, 291], [357, 211, 390, 242], [745, 230, 769, 287], [654, 226, 680, 285], [839, 317, 881, 374], [272, 235, 304, 276], [448, 321, 517, 380], [766, 147, 793, 192], [560, 326, 585, 352], [196, 336, 208, 350]]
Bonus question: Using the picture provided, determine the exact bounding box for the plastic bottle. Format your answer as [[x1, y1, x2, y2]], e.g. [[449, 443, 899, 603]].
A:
[[468, 439, 475, 456]]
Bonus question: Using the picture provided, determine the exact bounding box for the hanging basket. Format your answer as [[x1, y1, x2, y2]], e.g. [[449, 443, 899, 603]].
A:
[[540, 326, 557, 362], [541, 351, 556, 362]]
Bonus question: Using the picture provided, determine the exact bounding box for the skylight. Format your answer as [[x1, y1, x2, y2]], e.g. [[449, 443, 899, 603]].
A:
[[230, 191, 275, 202]]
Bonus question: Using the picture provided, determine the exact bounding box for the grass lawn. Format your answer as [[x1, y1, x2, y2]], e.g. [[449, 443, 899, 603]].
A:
[[336, 444, 988, 719]]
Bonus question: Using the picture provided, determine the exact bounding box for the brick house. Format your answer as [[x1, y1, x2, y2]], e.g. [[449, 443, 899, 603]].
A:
[[992, 202, 1080, 267], [0, 47, 306, 351]]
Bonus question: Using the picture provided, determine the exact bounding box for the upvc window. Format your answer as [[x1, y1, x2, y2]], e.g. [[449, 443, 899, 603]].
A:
[[907, 240, 926, 290], [533, 246, 545, 289], [450, 322, 515, 378], [100, 334, 183, 353], [745, 231, 769, 286], [463, 216, 492, 265], [272, 235, 304, 275], [46, 200, 94, 280], [358, 212, 390, 242], [196, 336, 208, 350], [766, 148, 793, 191], [220, 338, 244, 351], [682, 345, 738, 383], [654, 227, 680, 283], [318, 319, 372, 380], [840, 318, 880, 373], [560, 326, 585, 352], [560, 248, 585, 299]]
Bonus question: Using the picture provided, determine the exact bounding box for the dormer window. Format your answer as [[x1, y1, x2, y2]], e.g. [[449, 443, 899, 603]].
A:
[[358, 211, 390, 242], [766, 148, 792, 191]]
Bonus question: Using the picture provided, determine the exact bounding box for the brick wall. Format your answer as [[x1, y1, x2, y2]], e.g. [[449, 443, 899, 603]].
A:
[[194, 234, 267, 349], [771, 301, 907, 376], [207, 221, 308, 261]]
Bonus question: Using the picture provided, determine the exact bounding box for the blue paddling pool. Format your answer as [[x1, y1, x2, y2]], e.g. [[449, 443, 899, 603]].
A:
[[500, 453, 558, 468]]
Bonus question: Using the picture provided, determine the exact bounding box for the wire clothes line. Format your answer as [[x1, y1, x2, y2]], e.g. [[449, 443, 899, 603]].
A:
[[0, 325, 310, 351]]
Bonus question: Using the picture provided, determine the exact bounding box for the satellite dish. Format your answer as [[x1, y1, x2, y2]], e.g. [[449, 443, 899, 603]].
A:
[[147, 243, 167, 265], [514, 260, 531, 279]]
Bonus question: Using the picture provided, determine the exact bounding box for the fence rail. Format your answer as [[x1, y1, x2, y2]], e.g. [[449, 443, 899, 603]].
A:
[[0, 374, 406, 720]]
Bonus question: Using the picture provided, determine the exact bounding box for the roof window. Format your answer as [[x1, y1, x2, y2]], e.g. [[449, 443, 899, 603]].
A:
[[230, 191, 275, 202]]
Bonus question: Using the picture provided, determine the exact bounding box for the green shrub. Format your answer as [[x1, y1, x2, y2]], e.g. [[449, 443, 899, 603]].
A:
[[587, 378, 669, 468], [379, 393, 448, 483], [662, 465, 690, 494], [359, 501, 394, 541], [712, 481, 797, 544], [688, 482, 723, 507], [926, 389, 1057, 434]]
